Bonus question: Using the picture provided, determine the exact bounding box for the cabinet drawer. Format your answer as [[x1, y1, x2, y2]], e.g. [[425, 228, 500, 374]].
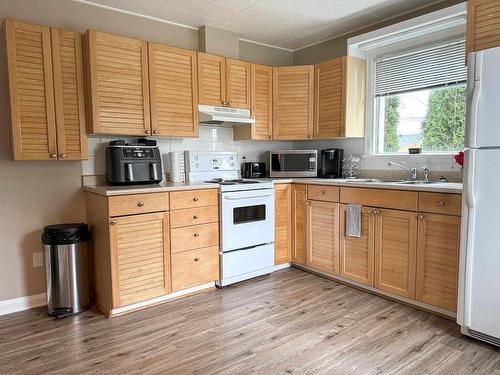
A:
[[170, 189, 218, 210], [171, 246, 219, 291], [170, 206, 219, 228], [171, 223, 219, 253], [108, 193, 169, 217], [340, 187, 418, 211], [418, 192, 462, 216], [307, 185, 340, 202]]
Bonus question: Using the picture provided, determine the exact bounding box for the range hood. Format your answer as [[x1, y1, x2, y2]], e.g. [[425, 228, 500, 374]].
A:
[[198, 104, 255, 125]]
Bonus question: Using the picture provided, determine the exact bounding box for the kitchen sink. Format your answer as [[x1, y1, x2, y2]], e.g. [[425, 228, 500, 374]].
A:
[[344, 179, 404, 183], [397, 180, 437, 185]]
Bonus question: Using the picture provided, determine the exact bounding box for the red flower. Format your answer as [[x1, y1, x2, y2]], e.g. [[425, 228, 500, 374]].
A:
[[454, 151, 464, 167]]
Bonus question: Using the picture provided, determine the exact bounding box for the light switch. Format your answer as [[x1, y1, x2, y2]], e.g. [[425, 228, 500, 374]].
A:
[[33, 252, 43, 268]]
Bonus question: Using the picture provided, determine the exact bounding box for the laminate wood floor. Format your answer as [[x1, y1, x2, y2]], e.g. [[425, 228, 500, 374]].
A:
[[1, 268, 499, 375]]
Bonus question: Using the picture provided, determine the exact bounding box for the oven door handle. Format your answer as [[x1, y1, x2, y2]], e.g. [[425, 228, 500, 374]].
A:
[[223, 192, 274, 200]]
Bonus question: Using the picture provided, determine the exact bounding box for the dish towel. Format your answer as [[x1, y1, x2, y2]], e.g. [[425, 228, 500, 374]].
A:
[[346, 204, 362, 238]]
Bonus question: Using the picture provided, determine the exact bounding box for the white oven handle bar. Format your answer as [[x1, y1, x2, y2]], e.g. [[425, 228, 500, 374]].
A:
[[223, 191, 274, 200]]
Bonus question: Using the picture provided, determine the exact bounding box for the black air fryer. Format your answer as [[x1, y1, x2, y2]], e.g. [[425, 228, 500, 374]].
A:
[[319, 148, 344, 178], [106, 139, 163, 185]]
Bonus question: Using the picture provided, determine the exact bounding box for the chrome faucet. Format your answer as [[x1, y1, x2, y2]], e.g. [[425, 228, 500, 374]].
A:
[[422, 166, 430, 181], [387, 161, 417, 180]]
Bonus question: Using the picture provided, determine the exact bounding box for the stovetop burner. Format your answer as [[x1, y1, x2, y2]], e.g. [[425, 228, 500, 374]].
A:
[[204, 178, 261, 185]]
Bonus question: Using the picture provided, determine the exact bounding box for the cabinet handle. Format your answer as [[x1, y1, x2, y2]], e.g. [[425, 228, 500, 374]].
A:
[[193, 197, 199, 202], [193, 215, 199, 219], [340, 131, 345, 137], [50, 153, 57, 158], [417, 215, 424, 219], [194, 257, 200, 262], [305, 201, 311, 206], [137, 201, 144, 207], [59, 153, 66, 159], [153, 129, 159, 135], [145, 129, 151, 135], [110, 220, 117, 225], [194, 233, 200, 237], [320, 190, 325, 195], [437, 200, 445, 207]]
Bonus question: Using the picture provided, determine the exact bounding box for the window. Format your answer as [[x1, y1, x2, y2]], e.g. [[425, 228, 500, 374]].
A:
[[372, 39, 467, 154]]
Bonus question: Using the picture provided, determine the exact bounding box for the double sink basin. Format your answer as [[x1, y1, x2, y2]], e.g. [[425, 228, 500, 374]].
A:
[[344, 178, 438, 185]]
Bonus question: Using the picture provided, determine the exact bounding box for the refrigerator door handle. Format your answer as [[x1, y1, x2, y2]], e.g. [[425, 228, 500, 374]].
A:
[[465, 149, 476, 209], [467, 81, 481, 149]]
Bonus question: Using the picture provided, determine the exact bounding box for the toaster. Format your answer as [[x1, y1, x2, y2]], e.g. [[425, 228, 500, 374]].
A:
[[106, 139, 163, 185]]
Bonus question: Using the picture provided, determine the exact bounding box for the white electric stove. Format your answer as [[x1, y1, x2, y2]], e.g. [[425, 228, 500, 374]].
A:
[[185, 151, 275, 287]]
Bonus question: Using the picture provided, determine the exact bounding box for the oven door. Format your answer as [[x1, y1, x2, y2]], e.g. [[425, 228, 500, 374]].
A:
[[221, 189, 275, 252]]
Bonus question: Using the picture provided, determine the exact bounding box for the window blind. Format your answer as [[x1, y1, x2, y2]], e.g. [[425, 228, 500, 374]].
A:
[[375, 40, 467, 97]]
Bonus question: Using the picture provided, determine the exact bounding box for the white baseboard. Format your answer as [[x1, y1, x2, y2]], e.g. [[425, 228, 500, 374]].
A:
[[0, 293, 47, 316]]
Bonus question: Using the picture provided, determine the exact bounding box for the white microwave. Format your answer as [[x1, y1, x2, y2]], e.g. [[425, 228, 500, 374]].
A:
[[269, 150, 318, 178]]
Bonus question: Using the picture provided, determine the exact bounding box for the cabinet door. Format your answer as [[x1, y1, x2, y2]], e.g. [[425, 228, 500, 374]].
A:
[[252, 64, 272, 139], [416, 213, 460, 311], [109, 212, 170, 307], [4, 19, 57, 160], [467, 0, 500, 54], [275, 184, 292, 265], [339, 204, 375, 286], [273, 66, 314, 140], [85, 30, 150, 135], [148, 43, 198, 137], [197, 52, 226, 106], [51, 29, 87, 160], [314, 57, 344, 138], [291, 184, 307, 265], [306, 200, 340, 274], [374, 209, 417, 299], [225, 58, 251, 109]]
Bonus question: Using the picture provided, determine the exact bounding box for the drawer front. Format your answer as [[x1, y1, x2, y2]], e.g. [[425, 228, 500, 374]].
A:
[[418, 192, 462, 216], [171, 246, 219, 291], [170, 206, 219, 228], [108, 193, 169, 217], [171, 223, 219, 253], [170, 189, 218, 210], [340, 187, 418, 211], [307, 185, 340, 202]]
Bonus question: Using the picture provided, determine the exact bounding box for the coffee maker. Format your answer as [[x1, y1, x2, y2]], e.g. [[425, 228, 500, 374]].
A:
[[319, 148, 344, 178]]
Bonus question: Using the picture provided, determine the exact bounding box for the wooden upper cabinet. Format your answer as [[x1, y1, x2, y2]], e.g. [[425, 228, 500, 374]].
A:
[[416, 213, 461, 311], [306, 200, 340, 275], [149, 43, 198, 137], [197, 52, 226, 106], [274, 184, 292, 265], [51, 29, 87, 160], [273, 65, 314, 140], [339, 204, 375, 286], [467, 0, 500, 54], [314, 56, 365, 139], [291, 184, 307, 265], [225, 58, 251, 109], [85, 30, 150, 136], [4, 19, 57, 160], [374, 209, 417, 299]]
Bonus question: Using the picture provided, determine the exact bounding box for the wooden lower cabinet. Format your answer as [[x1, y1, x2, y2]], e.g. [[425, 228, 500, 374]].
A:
[[374, 209, 417, 299], [339, 204, 375, 286], [171, 246, 219, 291], [416, 213, 461, 311], [274, 184, 292, 265], [109, 212, 170, 308], [291, 184, 307, 265], [306, 200, 340, 274]]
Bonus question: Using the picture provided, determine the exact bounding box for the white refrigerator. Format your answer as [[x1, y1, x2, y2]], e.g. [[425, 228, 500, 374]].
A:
[[457, 46, 500, 346]]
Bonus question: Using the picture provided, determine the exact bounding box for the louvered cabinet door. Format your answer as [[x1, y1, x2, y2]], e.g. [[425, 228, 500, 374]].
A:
[[275, 184, 292, 265], [51, 29, 87, 160], [416, 213, 460, 311], [109, 212, 170, 308], [149, 43, 198, 137], [306, 201, 340, 275], [374, 209, 417, 299], [291, 184, 307, 265], [226, 58, 251, 109], [197, 52, 226, 106], [85, 30, 150, 135], [339, 204, 375, 286], [467, 0, 500, 53], [4, 19, 57, 160], [251, 64, 272, 140], [273, 66, 314, 140], [314, 57, 344, 139]]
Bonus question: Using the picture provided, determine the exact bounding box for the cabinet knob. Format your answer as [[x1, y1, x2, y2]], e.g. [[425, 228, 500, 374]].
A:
[[227, 101, 232, 106], [193, 197, 199, 202], [110, 220, 117, 225], [145, 129, 151, 135], [340, 131, 345, 137], [153, 129, 159, 135], [437, 200, 445, 207], [50, 154, 57, 158], [137, 201, 144, 207], [368, 209, 373, 214], [193, 215, 199, 219], [59, 153, 66, 159], [222, 100, 227, 106], [194, 257, 200, 262], [194, 233, 200, 237], [374, 209, 380, 215], [320, 190, 325, 195], [417, 214, 424, 219]]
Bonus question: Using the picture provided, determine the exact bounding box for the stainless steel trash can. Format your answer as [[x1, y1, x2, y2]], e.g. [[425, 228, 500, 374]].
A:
[[42, 223, 91, 318]]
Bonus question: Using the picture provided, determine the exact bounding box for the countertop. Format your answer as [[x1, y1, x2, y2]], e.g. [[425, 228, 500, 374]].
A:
[[83, 178, 462, 196]]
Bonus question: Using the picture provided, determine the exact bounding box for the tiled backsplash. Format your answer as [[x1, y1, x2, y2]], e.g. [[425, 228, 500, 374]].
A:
[[83, 125, 293, 176]]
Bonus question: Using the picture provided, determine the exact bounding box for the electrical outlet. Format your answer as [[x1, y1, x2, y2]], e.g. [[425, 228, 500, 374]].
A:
[[33, 252, 43, 268]]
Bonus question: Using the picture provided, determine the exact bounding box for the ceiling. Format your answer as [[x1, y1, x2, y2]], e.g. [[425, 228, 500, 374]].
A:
[[82, 0, 443, 50]]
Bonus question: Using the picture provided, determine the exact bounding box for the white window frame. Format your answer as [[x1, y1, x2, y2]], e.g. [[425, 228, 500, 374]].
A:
[[348, 3, 467, 161]]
